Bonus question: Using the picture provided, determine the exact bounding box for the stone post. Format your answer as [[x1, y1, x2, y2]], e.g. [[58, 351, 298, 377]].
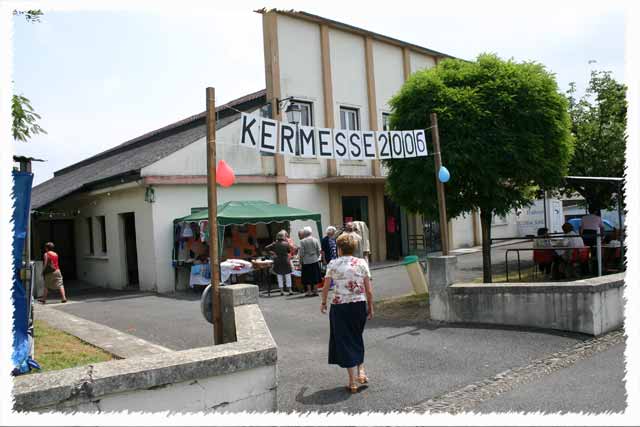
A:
[[427, 255, 457, 321], [220, 284, 259, 344]]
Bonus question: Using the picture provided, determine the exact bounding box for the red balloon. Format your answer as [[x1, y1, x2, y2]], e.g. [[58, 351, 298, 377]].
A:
[[216, 159, 235, 187]]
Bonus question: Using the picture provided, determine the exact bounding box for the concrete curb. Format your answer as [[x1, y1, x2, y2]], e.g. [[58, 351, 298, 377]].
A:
[[36, 305, 172, 359]]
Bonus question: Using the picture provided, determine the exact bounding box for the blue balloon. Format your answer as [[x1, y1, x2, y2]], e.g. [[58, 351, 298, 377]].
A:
[[438, 166, 450, 183]]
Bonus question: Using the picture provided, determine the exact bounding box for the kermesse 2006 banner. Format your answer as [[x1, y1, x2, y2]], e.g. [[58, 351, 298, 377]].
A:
[[239, 113, 429, 160]]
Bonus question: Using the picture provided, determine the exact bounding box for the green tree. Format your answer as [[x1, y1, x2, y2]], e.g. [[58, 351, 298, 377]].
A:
[[12, 94, 47, 142], [565, 70, 627, 211], [386, 54, 573, 282], [13, 9, 43, 23]]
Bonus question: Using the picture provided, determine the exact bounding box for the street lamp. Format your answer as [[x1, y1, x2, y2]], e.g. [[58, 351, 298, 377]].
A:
[[285, 102, 302, 155]]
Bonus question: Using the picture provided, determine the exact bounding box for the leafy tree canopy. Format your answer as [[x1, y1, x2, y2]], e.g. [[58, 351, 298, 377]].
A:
[[12, 94, 47, 142], [13, 9, 43, 23], [385, 53, 573, 281], [565, 70, 626, 211]]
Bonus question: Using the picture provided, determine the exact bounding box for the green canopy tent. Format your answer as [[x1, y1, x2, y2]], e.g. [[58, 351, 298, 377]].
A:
[[174, 200, 323, 253]]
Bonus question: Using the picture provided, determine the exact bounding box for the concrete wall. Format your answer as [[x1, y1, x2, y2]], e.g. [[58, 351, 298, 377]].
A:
[[409, 51, 437, 73], [372, 40, 405, 114], [141, 118, 274, 177], [286, 183, 331, 240], [427, 255, 625, 336], [40, 185, 156, 291], [13, 285, 278, 413]]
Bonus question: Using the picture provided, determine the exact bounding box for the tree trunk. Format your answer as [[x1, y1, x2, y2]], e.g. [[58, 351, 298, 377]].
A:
[[480, 208, 493, 283]]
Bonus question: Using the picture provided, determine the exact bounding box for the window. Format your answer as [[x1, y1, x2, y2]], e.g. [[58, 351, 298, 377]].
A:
[[289, 100, 314, 156], [340, 107, 360, 131], [86, 217, 94, 255], [98, 216, 107, 253], [382, 112, 391, 131]]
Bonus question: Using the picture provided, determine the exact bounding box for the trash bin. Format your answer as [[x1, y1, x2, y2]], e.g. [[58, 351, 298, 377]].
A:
[[403, 255, 428, 295]]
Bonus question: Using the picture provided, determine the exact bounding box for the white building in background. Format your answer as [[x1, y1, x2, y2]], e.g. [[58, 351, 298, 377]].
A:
[[31, 9, 563, 293]]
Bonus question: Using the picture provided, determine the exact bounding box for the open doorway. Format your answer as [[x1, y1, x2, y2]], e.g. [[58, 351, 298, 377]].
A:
[[35, 219, 77, 280], [121, 213, 139, 288], [384, 196, 402, 260], [342, 196, 369, 226]]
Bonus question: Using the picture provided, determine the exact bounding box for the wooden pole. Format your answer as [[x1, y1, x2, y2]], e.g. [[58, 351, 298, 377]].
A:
[[206, 87, 223, 345], [430, 113, 450, 255]]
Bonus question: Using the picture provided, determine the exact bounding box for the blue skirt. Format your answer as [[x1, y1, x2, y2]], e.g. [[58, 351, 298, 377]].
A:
[[328, 301, 367, 368]]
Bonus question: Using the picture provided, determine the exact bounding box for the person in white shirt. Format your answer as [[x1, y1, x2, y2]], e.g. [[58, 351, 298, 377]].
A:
[[557, 223, 585, 260], [580, 207, 604, 246], [556, 223, 585, 278]]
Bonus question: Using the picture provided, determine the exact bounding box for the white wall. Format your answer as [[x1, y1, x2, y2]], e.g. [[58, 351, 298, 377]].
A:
[[286, 183, 331, 240], [151, 184, 277, 292], [277, 15, 329, 180], [51, 364, 277, 413], [46, 186, 156, 291], [409, 51, 437, 74], [372, 40, 405, 115], [141, 119, 273, 178], [451, 214, 475, 249], [329, 28, 372, 177]]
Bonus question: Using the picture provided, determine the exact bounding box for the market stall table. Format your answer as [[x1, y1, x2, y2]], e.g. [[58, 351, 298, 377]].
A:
[[220, 259, 253, 284]]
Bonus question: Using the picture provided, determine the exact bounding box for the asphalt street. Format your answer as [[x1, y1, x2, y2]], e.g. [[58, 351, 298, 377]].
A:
[[474, 343, 627, 414], [51, 247, 625, 413]]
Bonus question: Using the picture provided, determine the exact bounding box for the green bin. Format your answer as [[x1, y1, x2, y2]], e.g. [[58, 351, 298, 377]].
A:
[[403, 256, 428, 295]]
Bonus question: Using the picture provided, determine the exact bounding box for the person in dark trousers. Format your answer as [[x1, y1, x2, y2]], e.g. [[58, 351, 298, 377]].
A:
[[298, 226, 322, 297], [265, 230, 293, 296], [321, 226, 338, 265], [580, 207, 605, 273], [321, 233, 374, 393]]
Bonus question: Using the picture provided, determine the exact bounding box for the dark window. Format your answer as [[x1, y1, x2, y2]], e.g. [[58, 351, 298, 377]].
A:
[[86, 217, 94, 255], [98, 216, 107, 253], [382, 112, 391, 131], [340, 107, 360, 131]]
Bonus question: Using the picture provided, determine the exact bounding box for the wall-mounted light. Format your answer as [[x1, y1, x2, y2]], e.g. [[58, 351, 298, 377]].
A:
[[145, 186, 156, 203]]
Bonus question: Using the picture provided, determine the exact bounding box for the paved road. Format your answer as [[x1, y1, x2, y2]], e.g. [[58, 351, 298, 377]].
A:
[[49, 248, 625, 413], [473, 343, 626, 414]]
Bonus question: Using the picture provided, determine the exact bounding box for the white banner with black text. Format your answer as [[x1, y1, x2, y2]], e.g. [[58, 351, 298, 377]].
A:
[[239, 113, 429, 159]]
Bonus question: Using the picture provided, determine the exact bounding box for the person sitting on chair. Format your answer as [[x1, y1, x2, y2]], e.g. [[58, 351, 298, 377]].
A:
[[556, 223, 585, 278]]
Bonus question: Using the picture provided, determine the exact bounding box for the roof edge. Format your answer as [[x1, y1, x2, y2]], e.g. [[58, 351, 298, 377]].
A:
[[255, 8, 459, 60]]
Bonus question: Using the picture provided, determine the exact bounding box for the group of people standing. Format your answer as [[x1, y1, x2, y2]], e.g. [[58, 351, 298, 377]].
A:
[[265, 221, 370, 297]]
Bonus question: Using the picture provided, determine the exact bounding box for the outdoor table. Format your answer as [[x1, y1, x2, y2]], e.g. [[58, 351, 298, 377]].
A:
[[220, 259, 253, 284], [251, 259, 274, 296]]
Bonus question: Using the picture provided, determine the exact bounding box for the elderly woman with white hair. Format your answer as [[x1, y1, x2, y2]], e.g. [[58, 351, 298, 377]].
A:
[[321, 226, 338, 266], [298, 226, 323, 297]]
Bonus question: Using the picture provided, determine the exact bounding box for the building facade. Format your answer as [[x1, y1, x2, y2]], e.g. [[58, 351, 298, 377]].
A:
[[31, 9, 563, 293]]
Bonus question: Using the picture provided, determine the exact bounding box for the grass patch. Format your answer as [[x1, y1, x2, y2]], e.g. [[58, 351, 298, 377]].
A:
[[375, 292, 430, 321], [32, 320, 114, 373]]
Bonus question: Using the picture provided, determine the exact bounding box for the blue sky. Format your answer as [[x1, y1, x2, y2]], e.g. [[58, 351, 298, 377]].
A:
[[10, 0, 626, 185]]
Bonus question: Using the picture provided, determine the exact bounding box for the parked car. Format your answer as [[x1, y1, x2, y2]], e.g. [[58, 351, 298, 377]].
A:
[[567, 217, 617, 241]]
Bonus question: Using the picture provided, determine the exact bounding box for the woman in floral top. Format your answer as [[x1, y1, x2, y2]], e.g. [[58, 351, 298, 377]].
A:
[[320, 233, 374, 393]]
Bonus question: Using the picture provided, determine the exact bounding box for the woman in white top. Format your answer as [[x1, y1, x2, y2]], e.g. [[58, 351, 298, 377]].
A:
[[320, 233, 374, 393]]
